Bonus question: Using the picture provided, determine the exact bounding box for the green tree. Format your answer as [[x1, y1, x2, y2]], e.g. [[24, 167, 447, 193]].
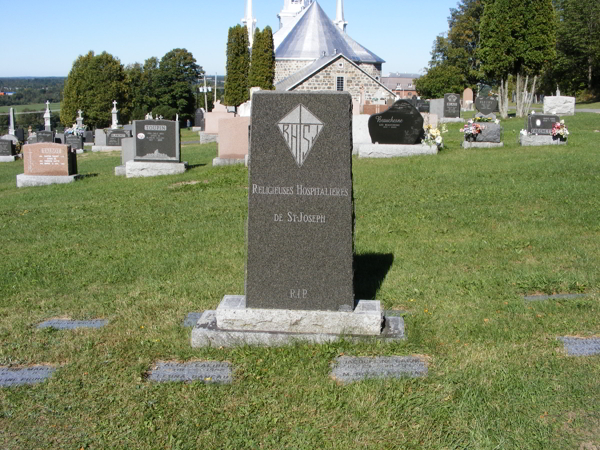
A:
[[415, 64, 465, 98], [155, 48, 202, 121], [61, 51, 129, 128], [248, 26, 275, 90], [225, 25, 250, 107], [479, 0, 556, 117]]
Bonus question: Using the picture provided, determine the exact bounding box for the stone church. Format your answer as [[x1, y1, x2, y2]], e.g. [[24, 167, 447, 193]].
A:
[[241, 0, 396, 108]]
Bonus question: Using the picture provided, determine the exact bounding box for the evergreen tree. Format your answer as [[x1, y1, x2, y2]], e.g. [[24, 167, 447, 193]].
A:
[[225, 25, 250, 107], [61, 51, 129, 128], [248, 26, 275, 90]]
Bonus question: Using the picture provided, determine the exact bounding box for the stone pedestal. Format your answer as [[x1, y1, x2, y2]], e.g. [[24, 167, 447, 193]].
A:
[[519, 135, 567, 146], [462, 142, 504, 149], [125, 161, 187, 178], [439, 117, 465, 124], [358, 143, 438, 158], [0, 155, 20, 162]]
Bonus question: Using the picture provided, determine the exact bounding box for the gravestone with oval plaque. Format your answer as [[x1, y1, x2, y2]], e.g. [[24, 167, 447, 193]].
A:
[[133, 120, 179, 162], [526, 114, 559, 135], [443, 93, 460, 118], [368, 100, 424, 145]]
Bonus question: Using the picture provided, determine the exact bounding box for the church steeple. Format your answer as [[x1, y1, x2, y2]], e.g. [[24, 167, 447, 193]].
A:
[[334, 0, 347, 32], [242, 0, 257, 47]]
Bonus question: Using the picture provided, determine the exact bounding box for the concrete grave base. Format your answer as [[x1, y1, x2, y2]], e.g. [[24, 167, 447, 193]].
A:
[[439, 117, 465, 123], [114, 164, 126, 176], [92, 146, 122, 152], [17, 173, 81, 188], [191, 296, 404, 348], [76, 149, 85, 154], [126, 161, 187, 178], [519, 135, 567, 146], [0, 155, 20, 162], [358, 143, 438, 158], [199, 132, 218, 144], [462, 141, 504, 149], [213, 157, 245, 166], [191, 127, 204, 132]]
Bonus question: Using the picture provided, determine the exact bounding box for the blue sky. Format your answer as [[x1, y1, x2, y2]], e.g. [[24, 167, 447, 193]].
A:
[[1, 0, 459, 77]]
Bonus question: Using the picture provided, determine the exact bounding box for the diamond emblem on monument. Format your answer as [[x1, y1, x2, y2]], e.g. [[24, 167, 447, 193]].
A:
[[277, 104, 324, 167]]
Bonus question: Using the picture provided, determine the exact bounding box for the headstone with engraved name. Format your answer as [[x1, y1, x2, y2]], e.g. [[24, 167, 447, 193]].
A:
[[0, 139, 16, 157], [369, 100, 424, 145], [106, 129, 129, 146], [21, 143, 77, 176], [443, 93, 460, 118], [0, 366, 57, 387], [36, 130, 54, 143], [133, 119, 180, 162], [527, 114, 559, 135], [475, 96, 498, 116], [66, 135, 83, 151], [416, 100, 430, 113], [148, 361, 232, 383], [331, 356, 427, 383]]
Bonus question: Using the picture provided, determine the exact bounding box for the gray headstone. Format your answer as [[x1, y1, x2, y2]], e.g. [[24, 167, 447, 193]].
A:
[[36, 130, 54, 143], [331, 356, 427, 383], [0, 366, 56, 387], [133, 119, 180, 162], [15, 128, 25, 142], [94, 129, 106, 146], [474, 123, 502, 143], [559, 337, 600, 356], [183, 312, 204, 327], [443, 93, 461, 118], [84, 131, 94, 143], [148, 361, 232, 383], [429, 98, 444, 118], [123, 124, 133, 132], [195, 109, 205, 130], [475, 96, 498, 115], [247, 92, 354, 311], [37, 319, 108, 329], [65, 135, 84, 150], [55, 133, 64, 144], [121, 137, 135, 165], [0, 139, 16, 156], [527, 114, 559, 135], [106, 129, 129, 146]]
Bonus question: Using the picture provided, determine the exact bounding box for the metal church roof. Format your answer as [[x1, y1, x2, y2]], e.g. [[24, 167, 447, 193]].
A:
[[274, 1, 385, 64]]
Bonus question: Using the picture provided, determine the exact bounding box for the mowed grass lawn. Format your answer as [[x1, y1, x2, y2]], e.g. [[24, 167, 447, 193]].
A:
[[0, 113, 598, 449]]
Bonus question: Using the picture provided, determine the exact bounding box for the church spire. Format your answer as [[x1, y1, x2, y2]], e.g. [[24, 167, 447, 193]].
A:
[[242, 0, 257, 47], [334, 0, 347, 32]]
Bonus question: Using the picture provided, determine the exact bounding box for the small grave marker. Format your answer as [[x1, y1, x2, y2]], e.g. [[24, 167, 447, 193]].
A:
[[559, 337, 600, 356], [148, 361, 232, 383], [0, 366, 56, 387], [183, 312, 204, 328], [37, 319, 108, 329], [331, 356, 427, 383]]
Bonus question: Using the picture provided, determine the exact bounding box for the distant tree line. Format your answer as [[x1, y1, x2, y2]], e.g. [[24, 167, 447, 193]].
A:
[[0, 78, 63, 107], [415, 0, 599, 114], [60, 49, 204, 128]]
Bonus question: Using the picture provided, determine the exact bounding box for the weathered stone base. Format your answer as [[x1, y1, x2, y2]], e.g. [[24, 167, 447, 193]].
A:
[[0, 155, 20, 162], [191, 127, 204, 132], [520, 135, 567, 146], [358, 143, 438, 158], [125, 161, 187, 178], [199, 132, 218, 144], [462, 141, 504, 149], [114, 165, 126, 176], [439, 118, 465, 123], [92, 146, 122, 152], [76, 149, 85, 154], [17, 174, 81, 188], [191, 311, 404, 348], [213, 157, 245, 166], [216, 296, 382, 335]]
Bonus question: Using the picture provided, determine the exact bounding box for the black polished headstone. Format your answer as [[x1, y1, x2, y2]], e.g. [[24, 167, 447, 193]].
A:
[[443, 93, 460, 118], [148, 361, 232, 383], [84, 131, 94, 143], [65, 135, 84, 150], [527, 114, 559, 135], [0, 366, 56, 387], [331, 356, 427, 383], [15, 128, 25, 142], [106, 129, 129, 146], [475, 96, 498, 115], [368, 100, 424, 145], [36, 130, 54, 143], [416, 100, 430, 113], [0, 139, 15, 156], [247, 92, 354, 311], [133, 119, 180, 162]]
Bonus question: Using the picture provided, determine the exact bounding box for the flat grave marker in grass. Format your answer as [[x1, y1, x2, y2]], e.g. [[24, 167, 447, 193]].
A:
[[0, 366, 57, 387], [559, 337, 600, 356], [331, 356, 427, 383], [37, 319, 109, 330], [524, 293, 588, 301], [147, 361, 232, 384], [183, 312, 204, 328]]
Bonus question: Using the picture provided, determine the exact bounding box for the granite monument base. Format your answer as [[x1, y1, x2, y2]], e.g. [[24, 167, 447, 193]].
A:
[[0, 155, 20, 162], [358, 143, 438, 158], [439, 117, 465, 123], [92, 146, 122, 152], [519, 135, 567, 146], [199, 132, 218, 144], [126, 161, 187, 178], [212, 157, 245, 166], [114, 165, 126, 176], [17, 174, 81, 188], [191, 296, 404, 348], [462, 142, 504, 149], [191, 127, 204, 132]]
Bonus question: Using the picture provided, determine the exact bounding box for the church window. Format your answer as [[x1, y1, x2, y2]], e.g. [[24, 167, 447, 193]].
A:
[[336, 76, 344, 91]]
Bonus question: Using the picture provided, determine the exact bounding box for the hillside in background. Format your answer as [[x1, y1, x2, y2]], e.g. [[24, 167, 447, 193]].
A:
[[0, 77, 64, 106]]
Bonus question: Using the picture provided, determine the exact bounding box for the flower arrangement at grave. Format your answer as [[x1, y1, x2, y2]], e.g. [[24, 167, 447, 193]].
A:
[[461, 120, 484, 141], [551, 120, 569, 139], [473, 117, 500, 124], [423, 124, 447, 148], [64, 124, 88, 137]]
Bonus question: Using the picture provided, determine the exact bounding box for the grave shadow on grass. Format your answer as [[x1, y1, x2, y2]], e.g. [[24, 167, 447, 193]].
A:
[[354, 253, 394, 302], [186, 163, 207, 170]]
